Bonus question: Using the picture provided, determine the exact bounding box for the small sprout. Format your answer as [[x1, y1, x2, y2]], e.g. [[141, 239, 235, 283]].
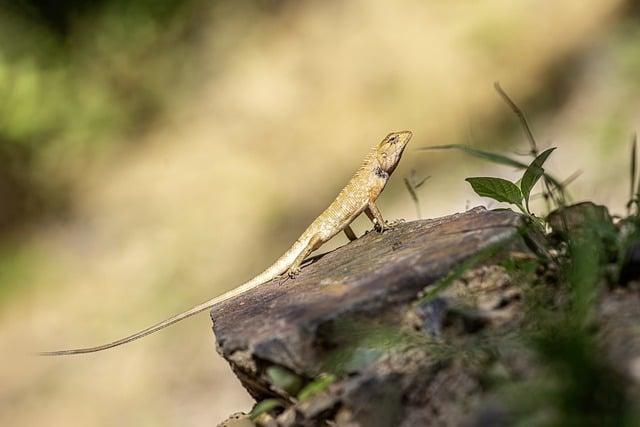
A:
[[249, 399, 284, 421], [297, 373, 336, 402], [266, 366, 303, 395]]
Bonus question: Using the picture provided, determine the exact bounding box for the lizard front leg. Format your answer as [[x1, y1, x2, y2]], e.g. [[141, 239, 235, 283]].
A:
[[287, 235, 322, 278], [365, 202, 403, 233], [365, 202, 387, 232]]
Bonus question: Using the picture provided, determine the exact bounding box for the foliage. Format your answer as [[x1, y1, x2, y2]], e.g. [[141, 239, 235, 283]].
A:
[[0, 0, 200, 232], [266, 366, 303, 396], [421, 84, 565, 218], [250, 398, 283, 420], [511, 207, 638, 426], [417, 83, 640, 425], [297, 374, 336, 402], [465, 177, 526, 212]]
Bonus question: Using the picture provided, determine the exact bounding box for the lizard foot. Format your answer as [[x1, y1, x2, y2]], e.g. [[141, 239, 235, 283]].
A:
[[374, 223, 387, 233], [287, 267, 301, 279], [385, 218, 405, 228], [374, 218, 405, 233]]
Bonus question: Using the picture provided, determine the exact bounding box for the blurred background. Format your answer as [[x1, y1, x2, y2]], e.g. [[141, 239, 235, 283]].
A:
[[0, 0, 638, 425]]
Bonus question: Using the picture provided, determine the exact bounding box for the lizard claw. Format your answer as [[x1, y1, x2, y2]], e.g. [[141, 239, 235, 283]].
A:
[[374, 218, 404, 233], [287, 267, 301, 279], [385, 219, 405, 228]]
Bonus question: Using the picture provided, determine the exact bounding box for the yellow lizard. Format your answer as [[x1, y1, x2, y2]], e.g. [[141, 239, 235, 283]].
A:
[[41, 130, 412, 355]]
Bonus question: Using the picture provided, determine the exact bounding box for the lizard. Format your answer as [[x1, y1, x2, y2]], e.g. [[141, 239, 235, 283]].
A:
[[40, 130, 413, 356]]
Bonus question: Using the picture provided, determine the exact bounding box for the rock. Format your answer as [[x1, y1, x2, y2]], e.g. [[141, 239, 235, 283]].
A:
[[547, 202, 613, 238], [211, 207, 536, 425], [211, 205, 640, 426]]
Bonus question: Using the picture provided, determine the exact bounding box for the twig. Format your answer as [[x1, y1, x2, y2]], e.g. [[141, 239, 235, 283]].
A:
[[403, 172, 430, 219]]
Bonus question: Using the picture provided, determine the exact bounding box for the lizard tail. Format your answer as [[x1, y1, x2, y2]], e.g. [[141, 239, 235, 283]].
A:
[[39, 240, 307, 356], [38, 297, 221, 356]]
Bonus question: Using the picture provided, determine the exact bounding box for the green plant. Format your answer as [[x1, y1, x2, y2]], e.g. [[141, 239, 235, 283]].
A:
[[420, 83, 568, 218], [464, 145, 555, 216], [297, 374, 336, 402], [250, 398, 284, 420]]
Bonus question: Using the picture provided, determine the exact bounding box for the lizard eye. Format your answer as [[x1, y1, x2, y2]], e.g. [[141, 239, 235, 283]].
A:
[[382, 153, 388, 158]]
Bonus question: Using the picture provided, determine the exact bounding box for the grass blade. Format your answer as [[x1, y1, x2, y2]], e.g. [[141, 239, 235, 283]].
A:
[[420, 144, 527, 169], [529, 170, 582, 201], [421, 144, 564, 191], [631, 133, 638, 214], [494, 82, 538, 155]]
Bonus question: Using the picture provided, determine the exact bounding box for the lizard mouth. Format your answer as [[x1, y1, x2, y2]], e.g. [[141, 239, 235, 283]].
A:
[[392, 131, 412, 153]]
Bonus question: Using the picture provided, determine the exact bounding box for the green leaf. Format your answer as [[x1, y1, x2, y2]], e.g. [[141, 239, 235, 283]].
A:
[[249, 398, 284, 420], [465, 177, 523, 209], [266, 366, 303, 395], [521, 147, 557, 210], [297, 374, 336, 402]]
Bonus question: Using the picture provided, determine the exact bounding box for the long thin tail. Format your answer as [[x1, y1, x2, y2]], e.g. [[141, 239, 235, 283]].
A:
[[38, 241, 306, 356], [39, 296, 221, 356]]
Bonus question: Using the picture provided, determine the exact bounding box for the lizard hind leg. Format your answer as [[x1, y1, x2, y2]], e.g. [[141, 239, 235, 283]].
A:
[[344, 225, 358, 241], [287, 235, 322, 278]]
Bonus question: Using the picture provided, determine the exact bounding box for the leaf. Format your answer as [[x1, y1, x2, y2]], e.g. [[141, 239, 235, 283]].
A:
[[266, 366, 303, 395], [420, 144, 527, 169], [249, 399, 284, 420], [521, 147, 557, 210], [297, 374, 336, 402], [466, 177, 523, 209]]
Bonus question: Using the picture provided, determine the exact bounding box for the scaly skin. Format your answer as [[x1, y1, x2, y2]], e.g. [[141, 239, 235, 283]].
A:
[[40, 130, 412, 355]]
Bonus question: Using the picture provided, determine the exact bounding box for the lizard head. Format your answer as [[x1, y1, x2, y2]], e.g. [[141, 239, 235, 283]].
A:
[[375, 130, 412, 175]]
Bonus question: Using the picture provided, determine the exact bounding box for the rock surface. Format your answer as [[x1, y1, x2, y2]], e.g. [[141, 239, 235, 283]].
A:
[[212, 203, 640, 427], [213, 204, 640, 426], [212, 207, 535, 426]]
